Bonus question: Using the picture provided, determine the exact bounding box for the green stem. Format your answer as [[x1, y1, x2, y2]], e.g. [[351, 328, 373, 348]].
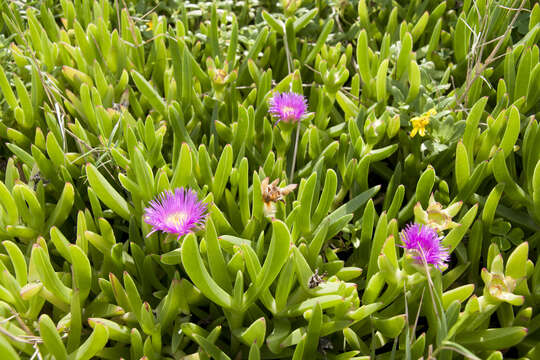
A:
[[290, 122, 301, 183], [282, 22, 300, 184]]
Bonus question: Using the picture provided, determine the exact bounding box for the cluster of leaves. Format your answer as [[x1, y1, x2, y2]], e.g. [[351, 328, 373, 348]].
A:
[[0, 0, 539, 359]]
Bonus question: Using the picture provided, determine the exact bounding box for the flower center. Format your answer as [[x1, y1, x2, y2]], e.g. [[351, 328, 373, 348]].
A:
[[282, 106, 295, 118], [412, 117, 429, 129], [166, 211, 188, 227]]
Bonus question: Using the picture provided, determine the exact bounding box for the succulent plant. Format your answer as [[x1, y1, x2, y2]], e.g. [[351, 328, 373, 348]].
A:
[[0, 0, 538, 359]]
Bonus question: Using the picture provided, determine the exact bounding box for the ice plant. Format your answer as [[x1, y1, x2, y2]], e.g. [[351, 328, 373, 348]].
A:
[[410, 108, 436, 137], [268, 92, 307, 125], [414, 194, 462, 233], [482, 268, 523, 306], [401, 223, 449, 270], [144, 188, 208, 239]]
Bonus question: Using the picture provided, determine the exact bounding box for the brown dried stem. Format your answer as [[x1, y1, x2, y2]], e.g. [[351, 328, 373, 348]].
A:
[[456, 0, 527, 106]]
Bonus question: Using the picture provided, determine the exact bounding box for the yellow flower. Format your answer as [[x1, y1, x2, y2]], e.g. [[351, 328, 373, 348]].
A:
[[410, 108, 436, 138], [147, 21, 153, 31]]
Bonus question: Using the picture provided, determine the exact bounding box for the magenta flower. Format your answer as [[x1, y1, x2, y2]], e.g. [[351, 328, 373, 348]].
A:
[[144, 188, 208, 239], [269, 92, 307, 125], [401, 223, 449, 271]]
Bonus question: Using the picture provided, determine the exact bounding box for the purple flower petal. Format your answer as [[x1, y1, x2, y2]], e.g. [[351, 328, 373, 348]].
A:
[[401, 223, 449, 270], [268, 92, 307, 124], [144, 188, 208, 239]]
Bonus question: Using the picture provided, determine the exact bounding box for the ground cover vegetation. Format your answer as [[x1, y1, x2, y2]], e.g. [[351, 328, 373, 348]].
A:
[[0, 0, 539, 358]]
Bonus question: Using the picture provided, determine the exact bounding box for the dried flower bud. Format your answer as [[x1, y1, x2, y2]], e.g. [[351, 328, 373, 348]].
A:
[[308, 269, 327, 288], [261, 177, 297, 218]]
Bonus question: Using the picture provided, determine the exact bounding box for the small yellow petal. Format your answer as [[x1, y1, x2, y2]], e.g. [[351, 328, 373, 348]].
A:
[[410, 128, 418, 137]]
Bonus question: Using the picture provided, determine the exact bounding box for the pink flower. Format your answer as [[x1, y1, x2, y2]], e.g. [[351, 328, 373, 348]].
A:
[[401, 223, 449, 271], [144, 188, 208, 239], [269, 92, 307, 124]]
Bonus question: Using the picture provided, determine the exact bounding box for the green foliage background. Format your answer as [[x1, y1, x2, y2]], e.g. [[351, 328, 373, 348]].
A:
[[0, 0, 539, 358]]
